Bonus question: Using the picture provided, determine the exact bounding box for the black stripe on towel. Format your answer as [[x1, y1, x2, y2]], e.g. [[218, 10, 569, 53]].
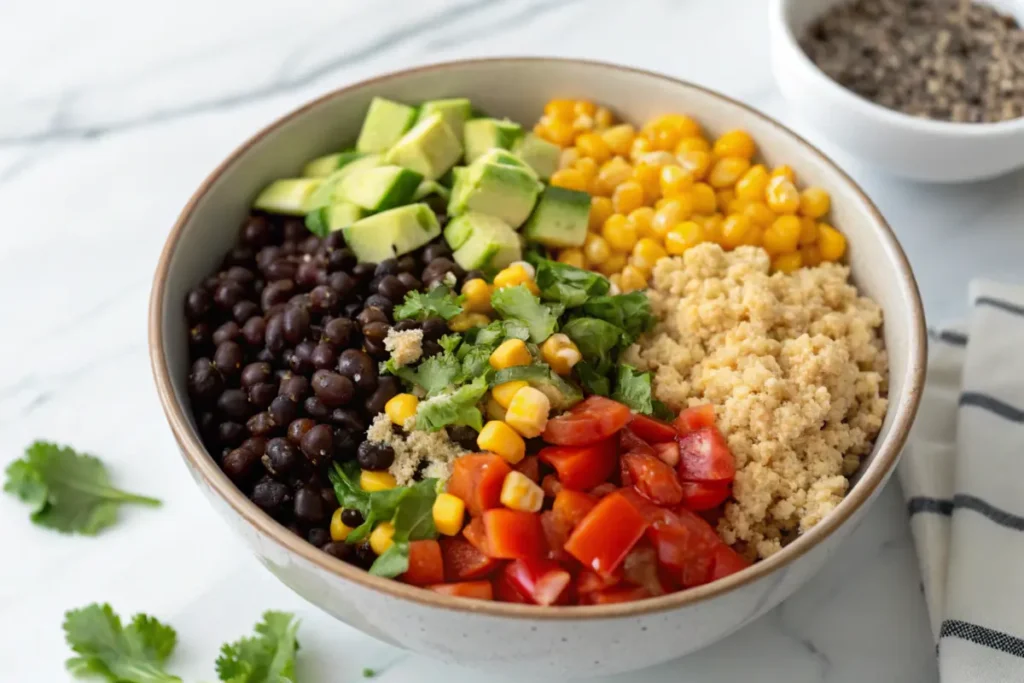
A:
[[941, 620, 1024, 658], [960, 392, 1024, 423], [955, 494, 1024, 531], [976, 295, 1024, 318], [936, 329, 968, 346], [906, 497, 954, 516]]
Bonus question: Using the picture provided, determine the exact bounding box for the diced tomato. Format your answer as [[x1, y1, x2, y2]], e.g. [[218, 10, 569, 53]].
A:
[[552, 489, 598, 531], [462, 517, 490, 556], [447, 454, 513, 516], [619, 457, 633, 488], [709, 543, 751, 581], [679, 481, 731, 511], [493, 571, 530, 603], [542, 396, 633, 446], [428, 581, 494, 600], [564, 492, 649, 575], [538, 437, 617, 490], [576, 566, 622, 594], [653, 441, 679, 467], [647, 506, 723, 588], [440, 536, 500, 581], [617, 487, 675, 525], [482, 509, 546, 560], [541, 473, 563, 498], [619, 428, 655, 457], [674, 404, 716, 434], [539, 510, 572, 562], [504, 558, 573, 606], [677, 428, 735, 483], [514, 455, 540, 483], [623, 452, 684, 505], [401, 540, 444, 587], [589, 482, 617, 497], [629, 414, 678, 443], [584, 585, 651, 605], [621, 540, 665, 597]]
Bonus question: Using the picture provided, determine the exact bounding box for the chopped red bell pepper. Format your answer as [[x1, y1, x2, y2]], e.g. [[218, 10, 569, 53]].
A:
[[462, 517, 490, 556], [504, 557, 573, 606], [538, 437, 617, 490], [575, 566, 623, 594], [646, 505, 724, 588], [584, 585, 652, 604], [401, 540, 444, 587], [629, 414, 678, 443], [482, 509, 546, 560], [539, 510, 572, 562], [447, 453, 513, 516], [623, 452, 684, 505], [709, 543, 751, 581], [493, 571, 530, 603], [564, 491, 648, 575], [677, 427, 736, 483], [674, 404, 716, 434], [428, 580, 494, 600], [542, 396, 633, 446], [679, 480, 731, 511], [552, 489, 598, 531], [440, 536, 500, 581]]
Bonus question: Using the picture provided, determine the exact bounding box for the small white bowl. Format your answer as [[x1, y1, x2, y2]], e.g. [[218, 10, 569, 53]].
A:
[[769, 0, 1024, 183]]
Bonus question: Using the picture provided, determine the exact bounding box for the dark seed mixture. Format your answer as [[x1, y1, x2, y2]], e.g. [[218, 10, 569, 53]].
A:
[[184, 211, 478, 567], [801, 0, 1024, 123]]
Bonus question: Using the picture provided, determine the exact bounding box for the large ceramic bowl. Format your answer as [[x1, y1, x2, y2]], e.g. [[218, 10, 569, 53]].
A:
[[149, 58, 926, 678]]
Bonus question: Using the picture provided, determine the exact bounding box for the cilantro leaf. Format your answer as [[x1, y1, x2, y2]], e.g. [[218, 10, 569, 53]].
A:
[[63, 603, 180, 683], [580, 292, 655, 344], [394, 284, 464, 321], [652, 399, 676, 422], [490, 285, 559, 343], [458, 345, 495, 382], [470, 319, 531, 347], [534, 258, 610, 307], [4, 442, 160, 535], [415, 375, 489, 432], [574, 361, 611, 397], [368, 479, 440, 577], [612, 365, 654, 414], [438, 334, 463, 355], [215, 611, 300, 683], [369, 543, 410, 578], [560, 317, 622, 364], [381, 345, 466, 398]]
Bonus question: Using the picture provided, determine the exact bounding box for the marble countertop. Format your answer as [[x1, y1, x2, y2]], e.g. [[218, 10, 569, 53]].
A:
[[8, 0, 1023, 680]]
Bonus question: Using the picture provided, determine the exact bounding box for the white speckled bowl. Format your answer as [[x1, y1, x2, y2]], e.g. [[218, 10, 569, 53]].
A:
[[150, 58, 926, 678]]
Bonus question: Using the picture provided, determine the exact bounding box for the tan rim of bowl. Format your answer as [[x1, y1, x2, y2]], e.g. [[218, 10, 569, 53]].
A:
[[149, 56, 927, 620]]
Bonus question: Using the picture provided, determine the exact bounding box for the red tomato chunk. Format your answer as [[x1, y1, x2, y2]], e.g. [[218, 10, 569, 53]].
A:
[[440, 536, 500, 582], [542, 396, 632, 445], [679, 481, 730, 511], [401, 540, 445, 587], [447, 453, 512, 516], [429, 581, 494, 600], [674, 404, 716, 434], [538, 437, 617, 490], [677, 428, 736, 483], [629, 414, 678, 443], [505, 558, 573, 606], [483, 509, 546, 560], [622, 452, 684, 505], [564, 491, 648, 575]]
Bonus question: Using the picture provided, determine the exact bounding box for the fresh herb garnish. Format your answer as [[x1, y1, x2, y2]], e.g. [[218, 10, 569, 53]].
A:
[[580, 292, 655, 345], [560, 317, 623, 364], [216, 611, 300, 683], [534, 258, 611, 307], [393, 284, 464, 321], [573, 361, 611, 397], [329, 462, 410, 543], [4, 442, 161, 535], [491, 364, 583, 411], [414, 375, 489, 432], [364, 479, 440, 578], [652, 399, 676, 422], [469, 319, 531, 347], [612, 365, 655, 414], [63, 604, 180, 683], [362, 668, 376, 679], [490, 285, 560, 343]]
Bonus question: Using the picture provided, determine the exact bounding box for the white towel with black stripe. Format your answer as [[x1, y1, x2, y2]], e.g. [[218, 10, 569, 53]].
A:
[[899, 280, 1024, 683]]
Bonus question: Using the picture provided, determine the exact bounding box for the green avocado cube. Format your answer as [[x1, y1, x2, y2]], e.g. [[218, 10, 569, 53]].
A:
[[301, 150, 365, 178], [416, 98, 473, 145], [385, 113, 463, 181], [522, 186, 591, 248], [513, 134, 560, 181], [252, 178, 323, 215], [463, 118, 524, 163], [356, 97, 417, 153], [447, 161, 541, 229], [337, 165, 423, 212], [448, 213, 522, 271], [342, 203, 440, 263], [472, 148, 538, 179]]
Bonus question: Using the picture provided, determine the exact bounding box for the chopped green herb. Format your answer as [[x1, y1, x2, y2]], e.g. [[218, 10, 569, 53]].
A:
[[560, 317, 622, 364], [612, 365, 654, 415], [215, 611, 300, 683], [362, 668, 376, 679], [470, 319, 531, 347], [63, 603, 180, 683], [490, 285, 560, 343], [369, 478, 440, 577], [394, 284, 464, 321], [652, 399, 676, 422], [415, 375, 489, 432], [329, 462, 408, 543], [534, 258, 610, 307], [581, 292, 655, 344], [574, 361, 611, 397], [438, 334, 463, 355], [491, 364, 583, 411], [4, 442, 160, 535]]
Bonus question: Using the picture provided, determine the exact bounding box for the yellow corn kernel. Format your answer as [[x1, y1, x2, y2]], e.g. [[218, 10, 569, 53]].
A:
[[712, 129, 756, 160], [632, 238, 668, 271], [721, 214, 753, 249], [369, 521, 396, 555], [613, 180, 645, 214], [493, 381, 529, 409], [651, 197, 693, 238], [594, 157, 633, 196], [544, 118, 576, 147], [619, 265, 648, 292], [576, 132, 612, 164], [689, 183, 717, 215], [557, 248, 586, 269], [597, 251, 628, 276], [493, 263, 539, 294], [743, 201, 776, 227], [448, 311, 489, 332], [361, 470, 397, 492], [735, 164, 770, 202], [675, 135, 711, 154], [500, 471, 545, 513], [575, 100, 597, 117], [489, 338, 532, 370], [765, 176, 800, 214], [559, 146, 580, 170], [574, 156, 599, 183], [726, 197, 750, 216], [702, 214, 725, 245], [627, 207, 657, 239], [545, 99, 577, 121], [608, 273, 623, 291], [708, 156, 750, 189], [505, 386, 551, 438], [818, 224, 847, 261], [771, 164, 796, 182], [631, 161, 662, 201], [477, 420, 527, 465], [432, 492, 466, 536], [594, 106, 614, 129], [602, 124, 636, 157], [330, 508, 353, 542], [772, 251, 803, 273], [629, 135, 654, 161], [799, 187, 831, 219], [589, 196, 614, 232], [540, 333, 582, 375], [627, 256, 651, 278], [664, 221, 706, 255], [643, 113, 700, 151], [801, 243, 823, 267], [740, 225, 764, 246], [461, 278, 493, 313], [385, 393, 420, 427], [660, 164, 694, 199], [763, 215, 802, 255], [798, 217, 819, 246], [583, 232, 612, 266], [550, 168, 588, 192], [716, 189, 736, 210], [602, 213, 638, 252], [678, 149, 712, 180], [486, 395, 507, 421], [573, 114, 594, 134]]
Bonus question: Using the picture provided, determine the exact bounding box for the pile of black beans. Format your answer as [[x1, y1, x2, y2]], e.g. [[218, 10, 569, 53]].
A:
[[184, 212, 472, 566]]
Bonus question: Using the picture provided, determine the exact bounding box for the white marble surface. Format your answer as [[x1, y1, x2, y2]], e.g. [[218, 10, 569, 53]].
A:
[[8, 0, 1024, 680]]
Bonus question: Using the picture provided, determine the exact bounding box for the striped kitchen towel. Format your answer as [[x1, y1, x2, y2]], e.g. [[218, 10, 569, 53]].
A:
[[899, 280, 1024, 682]]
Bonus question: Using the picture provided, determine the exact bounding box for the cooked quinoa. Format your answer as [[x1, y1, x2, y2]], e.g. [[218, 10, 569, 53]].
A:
[[383, 328, 423, 368], [622, 244, 888, 559], [366, 414, 467, 487]]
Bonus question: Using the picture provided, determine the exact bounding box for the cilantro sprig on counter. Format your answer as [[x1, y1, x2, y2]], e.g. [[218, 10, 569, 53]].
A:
[[4, 441, 161, 535], [216, 611, 301, 683]]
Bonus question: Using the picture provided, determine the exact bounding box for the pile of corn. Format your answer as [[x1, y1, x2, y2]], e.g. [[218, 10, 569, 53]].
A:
[[532, 99, 848, 291]]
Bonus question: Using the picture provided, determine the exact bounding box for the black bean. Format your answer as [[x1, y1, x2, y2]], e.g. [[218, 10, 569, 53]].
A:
[[341, 508, 365, 527], [374, 258, 400, 277], [212, 321, 240, 346], [214, 280, 246, 310], [421, 316, 448, 341], [248, 382, 277, 410], [352, 542, 377, 569], [397, 272, 421, 292], [337, 349, 377, 392], [279, 240, 298, 257], [241, 436, 268, 456], [240, 362, 272, 389], [222, 447, 261, 482], [282, 306, 310, 345], [422, 243, 452, 263], [264, 315, 286, 353], [252, 476, 291, 513], [263, 437, 299, 476], [324, 231, 347, 251], [332, 428, 360, 462], [342, 302, 363, 318], [377, 274, 408, 301], [309, 285, 338, 314], [327, 271, 357, 299], [396, 254, 418, 274], [278, 373, 310, 402], [269, 395, 299, 426], [311, 370, 354, 407], [288, 340, 315, 375], [362, 321, 390, 343], [447, 425, 479, 451], [189, 323, 212, 351], [308, 527, 331, 547], [247, 411, 276, 437], [287, 418, 316, 445], [224, 266, 256, 286], [310, 343, 337, 370], [364, 294, 393, 317], [185, 288, 212, 321], [261, 279, 295, 311], [357, 307, 388, 327], [295, 260, 322, 289], [218, 421, 247, 448], [304, 396, 330, 421], [213, 341, 243, 376], [224, 246, 255, 268], [330, 408, 365, 433], [283, 218, 307, 242], [365, 376, 400, 416], [363, 337, 388, 361], [326, 248, 353, 273], [322, 318, 356, 348], [241, 317, 266, 347], [352, 262, 376, 282], [322, 541, 353, 561], [265, 259, 299, 282], [421, 340, 443, 357], [241, 215, 272, 248], [217, 389, 251, 421], [300, 235, 321, 254], [232, 300, 261, 324], [294, 485, 327, 523], [393, 319, 420, 332], [368, 275, 385, 295], [320, 485, 340, 514], [422, 257, 456, 287], [300, 424, 334, 465], [188, 358, 222, 402], [197, 410, 218, 443]]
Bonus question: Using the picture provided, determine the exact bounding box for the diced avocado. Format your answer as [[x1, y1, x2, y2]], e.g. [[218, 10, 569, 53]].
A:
[[449, 213, 522, 271], [305, 201, 364, 237], [472, 148, 538, 179], [443, 213, 477, 250], [416, 98, 473, 144], [447, 161, 541, 229], [337, 165, 423, 212], [384, 113, 462, 181], [342, 203, 440, 263], [252, 178, 323, 215], [355, 97, 417, 153], [305, 154, 384, 210], [463, 118, 524, 163], [301, 150, 364, 178], [413, 180, 451, 202], [522, 186, 591, 248], [513, 134, 560, 181]]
